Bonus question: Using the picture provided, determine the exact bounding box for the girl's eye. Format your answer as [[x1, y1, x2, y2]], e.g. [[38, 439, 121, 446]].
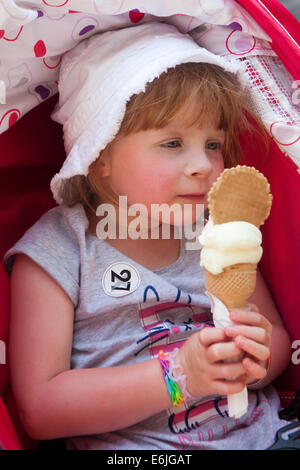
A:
[[162, 140, 181, 149], [206, 141, 222, 151]]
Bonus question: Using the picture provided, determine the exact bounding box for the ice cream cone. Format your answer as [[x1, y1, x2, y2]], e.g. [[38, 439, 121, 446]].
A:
[[204, 165, 272, 306], [204, 263, 257, 310], [200, 166, 272, 418]]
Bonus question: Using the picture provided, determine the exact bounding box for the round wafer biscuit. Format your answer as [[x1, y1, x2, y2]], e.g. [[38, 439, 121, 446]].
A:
[[208, 165, 272, 227]]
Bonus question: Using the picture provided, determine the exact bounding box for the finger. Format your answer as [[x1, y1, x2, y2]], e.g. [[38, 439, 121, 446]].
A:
[[242, 356, 268, 380], [199, 327, 227, 347], [212, 376, 248, 396], [206, 340, 243, 363], [211, 361, 246, 380], [225, 325, 269, 345], [248, 303, 259, 313], [229, 309, 270, 329], [234, 336, 270, 361]]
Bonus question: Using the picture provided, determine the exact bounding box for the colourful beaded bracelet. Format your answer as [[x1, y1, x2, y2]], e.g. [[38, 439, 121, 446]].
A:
[[158, 350, 184, 407]]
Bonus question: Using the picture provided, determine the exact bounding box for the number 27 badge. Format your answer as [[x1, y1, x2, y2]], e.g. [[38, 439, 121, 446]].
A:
[[102, 262, 141, 297]]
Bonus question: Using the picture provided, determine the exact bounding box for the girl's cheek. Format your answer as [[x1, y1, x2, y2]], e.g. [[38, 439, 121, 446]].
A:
[[116, 172, 170, 206], [140, 168, 175, 197], [212, 158, 224, 181]]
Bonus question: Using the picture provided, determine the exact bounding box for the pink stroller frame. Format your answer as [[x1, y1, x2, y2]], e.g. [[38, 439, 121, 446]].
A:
[[0, 0, 299, 450]]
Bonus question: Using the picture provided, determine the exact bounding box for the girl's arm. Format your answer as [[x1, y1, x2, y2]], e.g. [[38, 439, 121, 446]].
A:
[[10, 254, 173, 440]]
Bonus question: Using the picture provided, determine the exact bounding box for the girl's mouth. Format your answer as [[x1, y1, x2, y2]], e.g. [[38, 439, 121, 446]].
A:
[[178, 194, 206, 201]]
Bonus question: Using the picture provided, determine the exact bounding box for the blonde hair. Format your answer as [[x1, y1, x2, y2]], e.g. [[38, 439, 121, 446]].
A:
[[58, 62, 268, 217]]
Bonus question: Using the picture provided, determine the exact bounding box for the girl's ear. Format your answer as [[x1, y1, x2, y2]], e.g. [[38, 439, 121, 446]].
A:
[[98, 158, 111, 177], [96, 150, 111, 177]]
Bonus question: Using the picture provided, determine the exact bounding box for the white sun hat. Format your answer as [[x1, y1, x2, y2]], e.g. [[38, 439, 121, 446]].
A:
[[50, 22, 241, 205]]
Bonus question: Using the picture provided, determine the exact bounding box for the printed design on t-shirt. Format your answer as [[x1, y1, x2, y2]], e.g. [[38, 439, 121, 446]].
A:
[[135, 299, 213, 357], [136, 285, 229, 434], [167, 396, 228, 434], [143, 285, 191, 304]]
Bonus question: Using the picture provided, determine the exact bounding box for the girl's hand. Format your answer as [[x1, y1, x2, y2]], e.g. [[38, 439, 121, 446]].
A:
[[225, 303, 272, 385], [175, 327, 248, 398]]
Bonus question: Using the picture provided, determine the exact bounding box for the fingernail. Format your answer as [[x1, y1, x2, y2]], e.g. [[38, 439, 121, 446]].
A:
[[237, 336, 246, 347], [226, 326, 237, 335], [230, 310, 240, 319]]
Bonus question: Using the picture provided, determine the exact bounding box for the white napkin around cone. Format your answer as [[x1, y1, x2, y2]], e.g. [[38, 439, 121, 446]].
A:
[[206, 291, 249, 419]]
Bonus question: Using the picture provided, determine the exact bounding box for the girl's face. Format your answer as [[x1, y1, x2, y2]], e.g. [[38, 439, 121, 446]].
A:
[[99, 106, 225, 227]]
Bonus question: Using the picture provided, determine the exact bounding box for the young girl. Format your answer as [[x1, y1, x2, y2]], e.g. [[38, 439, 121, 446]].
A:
[[3, 23, 291, 450]]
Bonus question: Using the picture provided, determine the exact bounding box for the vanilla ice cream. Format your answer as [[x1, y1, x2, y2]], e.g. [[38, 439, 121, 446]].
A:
[[199, 218, 262, 275]]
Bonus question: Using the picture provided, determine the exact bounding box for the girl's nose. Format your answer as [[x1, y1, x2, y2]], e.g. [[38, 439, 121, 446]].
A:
[[183, 151, 213, 178]]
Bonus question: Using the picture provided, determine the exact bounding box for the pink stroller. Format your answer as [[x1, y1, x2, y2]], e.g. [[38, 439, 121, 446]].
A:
[[0, 0, 299, 450]]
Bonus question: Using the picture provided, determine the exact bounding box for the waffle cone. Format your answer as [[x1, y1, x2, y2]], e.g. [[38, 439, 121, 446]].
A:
[[204, 263, 257, 310], [208, 166, 272, 228]]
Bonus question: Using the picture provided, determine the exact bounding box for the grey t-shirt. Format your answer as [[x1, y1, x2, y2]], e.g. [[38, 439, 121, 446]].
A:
[[2, 203, 288, 450]]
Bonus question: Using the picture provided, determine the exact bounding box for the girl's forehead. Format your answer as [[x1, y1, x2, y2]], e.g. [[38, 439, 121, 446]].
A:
[[168, 98, 223, 130], [163, 109, 225, 134]]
